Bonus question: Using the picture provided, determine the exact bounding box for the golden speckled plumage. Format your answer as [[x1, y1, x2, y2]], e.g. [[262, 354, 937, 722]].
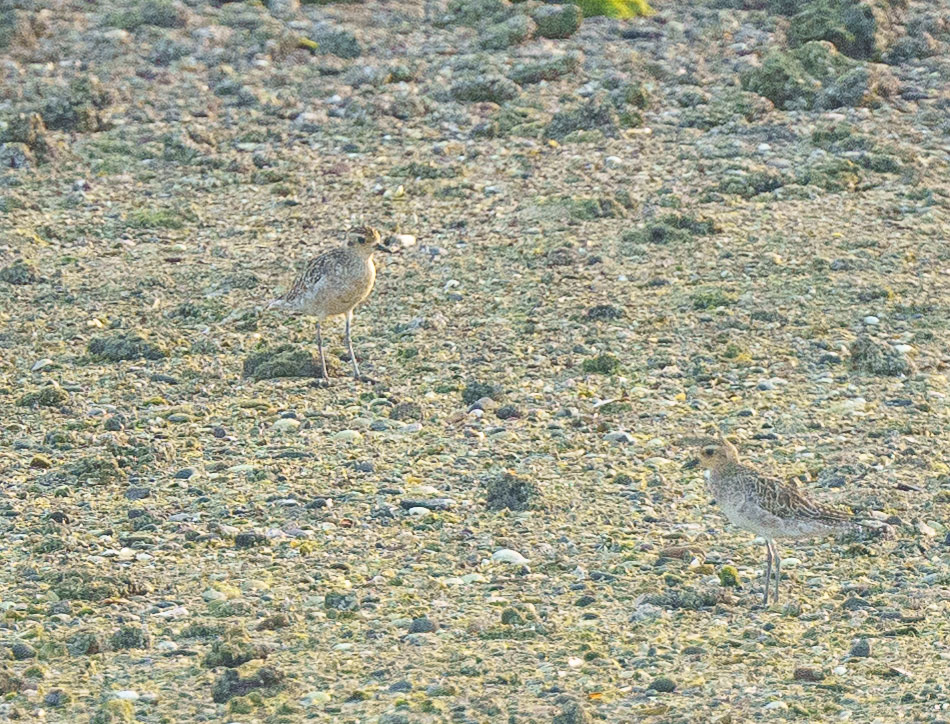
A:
[[697, 436, 861, 605], [269, 225, 386, 382]]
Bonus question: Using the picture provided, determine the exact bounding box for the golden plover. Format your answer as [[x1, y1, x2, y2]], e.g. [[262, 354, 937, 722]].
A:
[[269, 225, 390, 383], [694, 436, 861, 605]]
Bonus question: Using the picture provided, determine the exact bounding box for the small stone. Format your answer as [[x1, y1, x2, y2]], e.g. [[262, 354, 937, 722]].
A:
[[408, 617, 437, 634], [603, 431, 634, 444], [331, 430, 362, 443], [793, 667, 824, 682], [125, 487, 151, 500], [842, 596, 871, 611], [648, 676, 677, 693], [173, 468, 194, 479], [272, 418, 300, 433], [10, 642, 35, 660], [863, 315, 879, 325], [234, 531, 267, 549], [849, 638, 871, 657], [44, 689, 69, 707], [491, 548, 529, 565]]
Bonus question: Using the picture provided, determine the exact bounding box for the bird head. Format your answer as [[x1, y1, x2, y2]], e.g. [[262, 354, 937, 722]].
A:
[[697, 434, 740, 471], [347, 225, 390, 256]]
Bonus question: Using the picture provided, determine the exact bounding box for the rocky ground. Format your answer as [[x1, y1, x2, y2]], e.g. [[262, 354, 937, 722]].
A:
[[2, 0, 950, 721]]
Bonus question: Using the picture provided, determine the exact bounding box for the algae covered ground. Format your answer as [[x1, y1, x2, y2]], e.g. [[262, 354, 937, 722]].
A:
[[1, 0, 950, 721]]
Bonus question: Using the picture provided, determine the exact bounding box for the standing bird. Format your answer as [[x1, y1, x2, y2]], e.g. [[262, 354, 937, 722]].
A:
[[268, 225, 390, 383], [694, 436, 862, 605]]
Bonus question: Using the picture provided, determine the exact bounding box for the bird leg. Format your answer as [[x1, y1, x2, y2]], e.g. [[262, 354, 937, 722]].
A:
[[770, 540, 781, 603], [315, 321, 329, 384], [344, 310, 360, 379], [763, 541, 773, 606]]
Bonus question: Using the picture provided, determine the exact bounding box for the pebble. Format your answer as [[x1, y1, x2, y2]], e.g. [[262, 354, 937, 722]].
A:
[[407, 507, 432, 516], [603, 431, 634, 443], [648, 677, 676, 693], [863, 315, 880, 325], [849, 638, 872, 657], [331, 430, 362, 443], [300, 691, 331, 707], [31, 358, 54, 372], [113, 691, 139, 701], [408, 617, 437, 633], [764, 701, 788, 710], [491, 549, 529, 565], [272, 418, 300, 433]]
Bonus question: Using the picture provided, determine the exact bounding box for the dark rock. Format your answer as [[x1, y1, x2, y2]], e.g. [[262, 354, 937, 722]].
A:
[[125, 487, 151, 500], [10, 643, 35, 660], [849, 638, 871, 657], [649, 677, 677, 693], [495, 404, 521, 420], [388, 680, 412, 693], [575, 595, 596, 607], [399, 498, 454, 511], [174, 468, 194, 479], [234, 531, 267, 549], [43, 689, 69, 707], [408, 617, 437, 633], [586, 304, 624, 321]]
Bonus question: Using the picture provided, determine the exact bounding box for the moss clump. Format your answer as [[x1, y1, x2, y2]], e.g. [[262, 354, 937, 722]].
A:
[[242, 344, 323, 381], [312, 27, 361, 58], [450, 74, 520, 104], [578, 0, 652, 18], [786, 0, 878, 60], [480, 14, 535, 50], [581, 354, 621, 375], [691, 288, 737, 310], [203, 638, 269, 669], [211, 667, 284, 704], [532, 4, 582, 39], [462, 380, 504, 405], [0, 259, 38, 285], [17, 385, 68, 408], [795, 157, 862, 191], [47, 569, 143, 602], [509, 52, 581, 85], [90, 699, 135, 724], [741, 50, 821, 109], [485, 472, 540, 511], [586, 304, 624, 321], [66, 630, 104, 656], [39, 75, 114, 133], [110, 624, 150, 650], [125, 207, 192, 229], [103, 0, 190, 30], [718, 565, 741, 588], [624, 213, 719, 245], [66, 455, 124, 485], [390, 401, 423, 421], [849, 336, 914, 377], [717, 169, 787, 198], [544, 96, 620, 140], [87, 332, 167, 362]]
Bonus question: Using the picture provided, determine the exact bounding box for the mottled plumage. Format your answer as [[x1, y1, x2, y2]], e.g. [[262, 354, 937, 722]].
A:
[[269, 225, 388, 382], [697, 436, 860, 604]]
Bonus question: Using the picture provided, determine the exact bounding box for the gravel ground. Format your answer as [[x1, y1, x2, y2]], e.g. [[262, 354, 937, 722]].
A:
[[1, 0, 950, 721]]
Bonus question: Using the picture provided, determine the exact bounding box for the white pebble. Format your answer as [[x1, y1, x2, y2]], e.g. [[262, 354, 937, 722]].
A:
[[764, 701, 787, 710], [113, 691, 139, 701], [272, 418, 301, 433], [330, 430, 362, 443], [491, 549, 529, 565], [863, 316, 879, 325]]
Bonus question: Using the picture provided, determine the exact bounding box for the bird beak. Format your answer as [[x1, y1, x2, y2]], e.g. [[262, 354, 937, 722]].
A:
[[375, 243, 394, 253], [682, 458, 700, 470]]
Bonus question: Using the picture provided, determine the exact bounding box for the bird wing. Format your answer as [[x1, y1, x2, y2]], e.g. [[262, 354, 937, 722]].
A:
[[278, 252, 335, 306], [740, 465, 854, 525]]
